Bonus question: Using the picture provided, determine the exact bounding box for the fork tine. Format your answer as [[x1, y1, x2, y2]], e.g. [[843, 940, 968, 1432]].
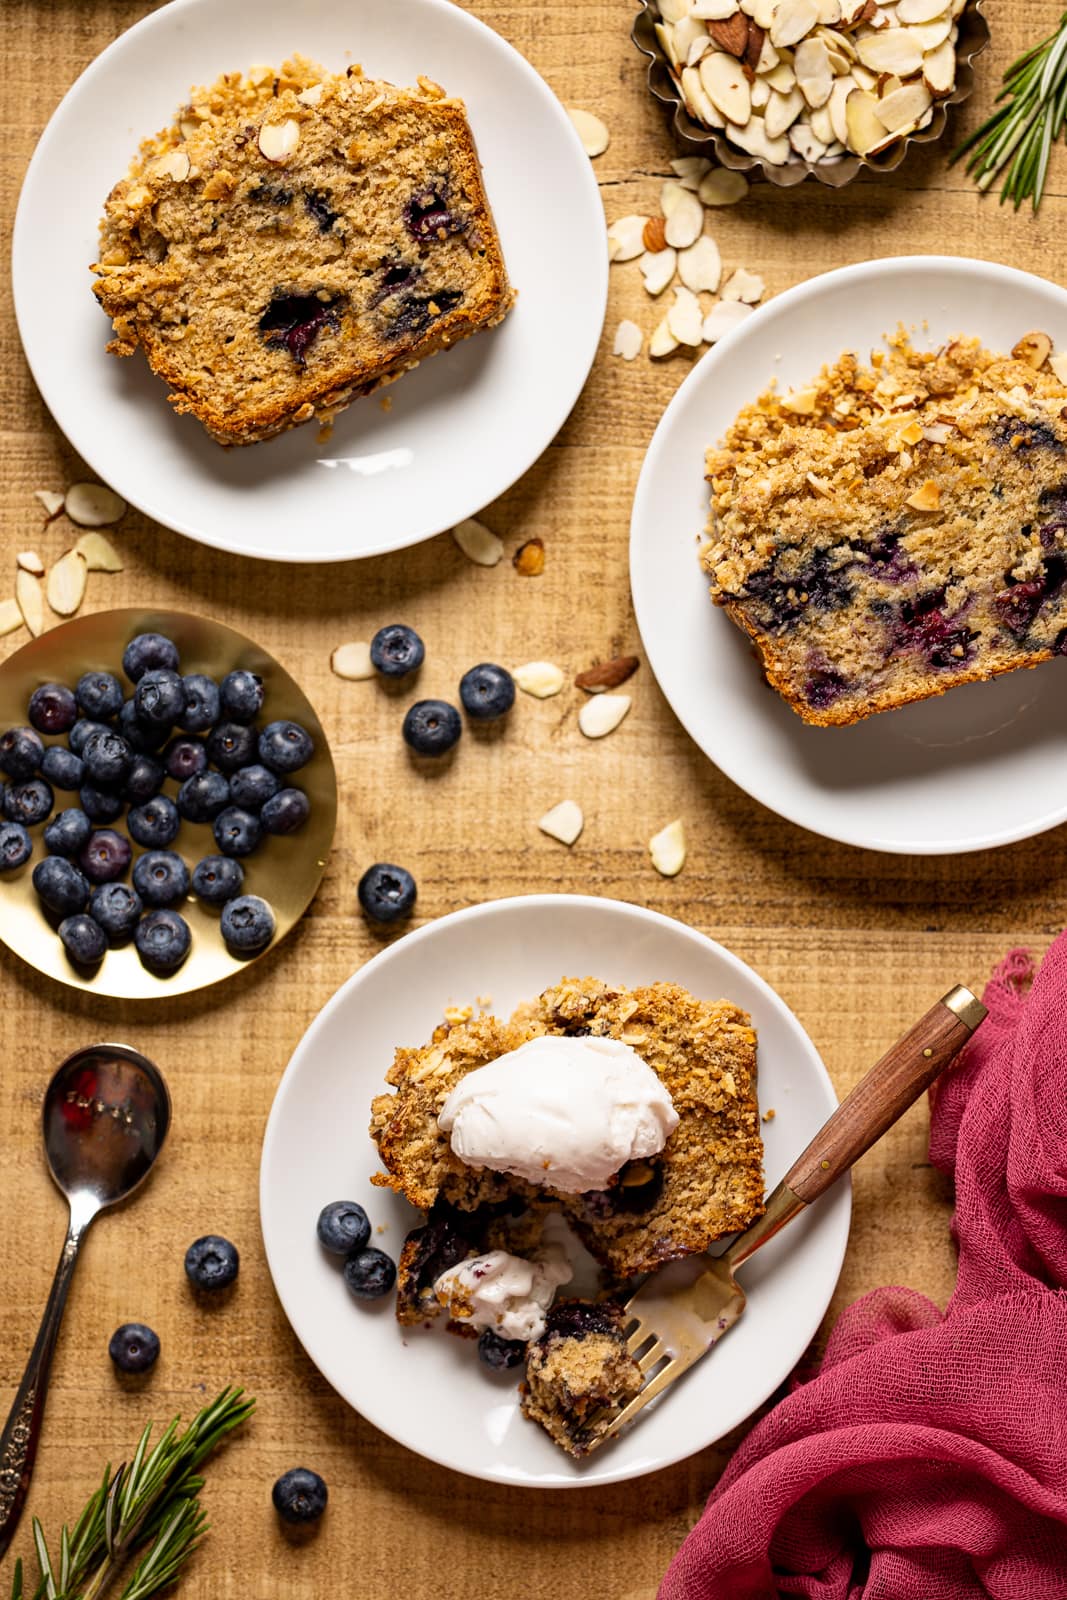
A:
[[625, 1319, 659, 1359], [636, 1340, 668, 1375], [595, 1357, 686, 1446]]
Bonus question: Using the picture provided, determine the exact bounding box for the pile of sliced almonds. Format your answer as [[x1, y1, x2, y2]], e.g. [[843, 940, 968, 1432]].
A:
[[654, 0, 965, 166], [1, 484, 126, 641]]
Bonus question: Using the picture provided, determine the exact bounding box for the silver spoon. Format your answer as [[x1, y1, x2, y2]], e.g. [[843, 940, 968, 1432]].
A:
[[0, 1043, 170, 1559]]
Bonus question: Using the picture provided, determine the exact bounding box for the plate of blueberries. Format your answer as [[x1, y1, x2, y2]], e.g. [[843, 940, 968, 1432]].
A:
[[0, 608, 336, 996]]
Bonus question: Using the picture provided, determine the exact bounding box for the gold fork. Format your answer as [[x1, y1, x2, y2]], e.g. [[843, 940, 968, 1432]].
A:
[[585, 984, 987, 1453]]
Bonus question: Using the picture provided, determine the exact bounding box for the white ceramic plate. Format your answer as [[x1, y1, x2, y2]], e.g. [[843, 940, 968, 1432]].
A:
[[631, 257, 1067, 855], [12, 0, 606, 563], [260, 894, 850, 1488]]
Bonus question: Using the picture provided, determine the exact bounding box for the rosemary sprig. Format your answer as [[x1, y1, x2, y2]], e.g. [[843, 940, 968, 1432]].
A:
[[953, 11, 1067, 211], [11, 1388, 253, 1600]]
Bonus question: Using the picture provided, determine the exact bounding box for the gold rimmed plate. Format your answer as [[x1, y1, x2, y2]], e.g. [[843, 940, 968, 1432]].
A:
[[0, 608, 337, 998]]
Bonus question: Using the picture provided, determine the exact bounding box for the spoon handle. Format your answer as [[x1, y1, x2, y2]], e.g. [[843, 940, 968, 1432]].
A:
[[0, 1215, 90, 1559]]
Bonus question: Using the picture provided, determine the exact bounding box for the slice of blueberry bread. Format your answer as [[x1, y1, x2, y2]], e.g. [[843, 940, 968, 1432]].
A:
[[92, 57, 513, 446], [520, 1300, 642, 1457], [703, 332, 1067, 726]]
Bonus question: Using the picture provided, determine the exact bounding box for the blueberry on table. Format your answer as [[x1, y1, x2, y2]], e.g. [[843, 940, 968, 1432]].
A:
[[220, 894, 275, 953], [44, 809, 93, 858], [134, 669, 186, 728], [90, 882, 143, 944], [402, 699, 461, 757], [477, 1329, 526, 1371], [119, 699, 169, 754], [28, 683, 78, 735], [41, 745, 84, 792], [0, 822, 32, 871], [212, 806, 261, 858], [5, 779, 54, 827], [184, 1234, 239, 1291], [33, 856, 90, 917], [370, 623, 425, 679], [179, 673, 221, 734], [206, 722, 257, 774], [316, 1200, 371, 1257], [122, 753, 165, 805], [257, 720, 314, 775], [134, 908, 191, 973], [0, 727, 44, 780], [191, 855, 244, 905], [69, 719, 110, 758], [177, 770, 230, 823], [79, 829, 132, 885], [75, 671, 124, 720], [122, 632, 180, 683], [272, 1468, 328, 1526], [127, 795, 181, 849], [163, 737, 207, 782], [79, 784, 124, 825], [59, 914, 107, 967], [81, 728, 133, 787], [357, 862, 416, 924], [228, 764, 281, 811], [108, 1322, 160, 1375], [219, 669, 265, 723], [132, 850, 190, 908], [260, 787, 309, 835], [459, 663, 515, 721], [343, 1247, 396, 1300]]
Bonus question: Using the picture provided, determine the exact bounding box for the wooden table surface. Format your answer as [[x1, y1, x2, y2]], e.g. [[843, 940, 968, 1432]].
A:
[[2, 1, 1065, 1594]]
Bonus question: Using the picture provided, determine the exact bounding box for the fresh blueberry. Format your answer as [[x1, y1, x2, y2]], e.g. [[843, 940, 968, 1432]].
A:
[[459, 663, 515, 721], [75, 672, 124, 720], [69, 719, 110, 758], [219, 669, 265, 723], [212, 806, 261, 858], [401, 700, 461, 757], [477, 1329, 526, 1371], [343, 1248, 396, 1300], [163, 737, 207, 782], [82, 729, 133, 787], [59, 914, 107, 967], [0, 727, 44, 780], [259, 292, 340, 366], [179, 674, 221, 734], [134, 669, 186, 728], [228, 764, 281, 810], [5, 779, 54, 826], [316, 1201, 370, 1256], [90, 882, 143, 943], [177, 770, 230, 823], [122, 754, 165, 804], [0, 822, 32, 870], [41, 746, 85, 791], [272, 1468, 327, 1526], [258, 720, 314, 774], [191, 855, 244, 905], [108, 1322, 160, 1375], [184, 1234, 239, 1291], [132, 850, 190, 907], [206, 722, 257, 774], [127, 795, 180, 849], [44, 809, 93, 857], [260, 788, 309, 835], [357, 862, 417, 923], [80, 783, 124, 824], [28, 683, 78, 735], [118, 699, 169, 754], [220, 894, 275, 953], [32, 856, 90, 916], [79, 829, 132, 885], [134, 908, 191, 973], [122, 633, 180, 683], [370, 624, 425, 679]]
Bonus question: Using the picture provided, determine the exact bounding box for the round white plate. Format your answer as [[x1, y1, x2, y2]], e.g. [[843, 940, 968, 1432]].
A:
[[260, 894, 850, 1488], [13, 0, 606, 563], [631, 256, 1067, 855]]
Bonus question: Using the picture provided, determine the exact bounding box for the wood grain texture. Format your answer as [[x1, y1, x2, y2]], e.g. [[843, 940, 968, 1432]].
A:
[[1, 1, 1064, 1594]]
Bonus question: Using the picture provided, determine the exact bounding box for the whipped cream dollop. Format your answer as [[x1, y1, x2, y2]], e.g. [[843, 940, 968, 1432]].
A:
[[433, 1245, 573, 1343], [437, 1033, 679, 1193]]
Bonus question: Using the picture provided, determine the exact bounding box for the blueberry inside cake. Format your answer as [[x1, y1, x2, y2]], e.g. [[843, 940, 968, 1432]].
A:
[[703, 332, 1067, 726], [91, 57, 513, 445], [520, 1301, 642, 1457]]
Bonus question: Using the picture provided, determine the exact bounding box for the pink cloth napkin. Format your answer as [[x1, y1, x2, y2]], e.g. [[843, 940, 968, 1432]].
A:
[[659, 938, 1067, 1600]]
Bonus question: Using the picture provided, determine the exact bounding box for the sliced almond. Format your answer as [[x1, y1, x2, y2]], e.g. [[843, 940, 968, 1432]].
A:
[[656, 20, 682, 70], [567, 107, 610, 157], [703, 299, 755, 342], [763, 60, 797, 92], [0, 599, 23, 638], [538, 800, 584, 847], [257, 118, 300, 162], [700, 51, 752, 125], [829, 76, 854, 142], [693, 0, 744, 15], [63, 482, 126, 528], [795, 36, 834, 106], [743, 0, 776, 25], [16, 551, 44, 576], [575, 655, 641, 692], [649, 819, 686, 877], [47, 550, 88, 617], [905, 479, 941, 511], [769, 0, 820, 48], [297, 83, 324, 106], [150, 148, 191, 181], [850, 62, 879, 90], [650, 315, 681, 358], [1050, 350, 1067, 386], [1012, 331, 1053, 370], [578, 693, 631, 740], [663, 188, 705, 248], [33, 490, 65, 520], [722, 267, 766, 303], [452, 516, 503, 566], [514, 661, 565, 698], [612, 319, 643, 360], [73, 531, 124, 572], [921, 422, 952, 443], [909, 15, 951, 49], [331, 641, 375, 680], [755, 33, 781, 71], [15, 570, 44, 637], [896, 0, 949, 18], [751, 77, 771, 109], [790, 124, 829, 160], [922, 39, 956, 94], [728, 115, 791, 163], [686, 33, 714, 64], [680, 64, 726, 127], [698, 167, 750, 206], [855, 28, 923, 76], [659, 0, 694, 18], [677, 17, 713, 59], [765, 85, 806, 137], [781, 385, 820, 413], [667, 286, 705, 347], [670, 155, 713, 189], [873, 79, 932, 133], [816, 0, 843, 19], [677, 234, 723, 293], [607, 215, 649, 262], [640, 247, 679, 296], [845, 86, 894, 155]]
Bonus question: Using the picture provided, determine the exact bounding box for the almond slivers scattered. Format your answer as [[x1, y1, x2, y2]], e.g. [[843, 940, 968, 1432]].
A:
[[47, 550, 88, 617], [16, 552, 44, 576], [514, 661, 565, 699], [567, 107, 610, 157], [33, 490, 65, 520], [15, 570, 44, 636], [578, 693, 631, 739], [0, 599, 23, 637], [649, 819, 686, 878], [612, 320, 643, 360], [74, 532, 124, 572], [331, 641, 375, 680], [452, 517, 503, 567], [538, 800, 584, 846], [63, 482, 127, 528]]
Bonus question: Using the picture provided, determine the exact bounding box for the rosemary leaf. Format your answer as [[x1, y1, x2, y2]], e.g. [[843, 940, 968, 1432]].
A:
[[954, 11, 1067, 210]]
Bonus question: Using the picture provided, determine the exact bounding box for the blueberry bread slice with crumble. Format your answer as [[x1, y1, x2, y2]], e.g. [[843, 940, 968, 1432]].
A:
[[91, 56, 513, 446], [521, 1300, 642, 1458], [703, 332, 1067, 726]]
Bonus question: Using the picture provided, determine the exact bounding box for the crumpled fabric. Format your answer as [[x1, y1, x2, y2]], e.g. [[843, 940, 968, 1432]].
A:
[[659, 938, 1067, 1600]]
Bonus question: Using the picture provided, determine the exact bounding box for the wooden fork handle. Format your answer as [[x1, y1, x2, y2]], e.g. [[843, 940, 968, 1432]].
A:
[[783, 984, 986, 1205]]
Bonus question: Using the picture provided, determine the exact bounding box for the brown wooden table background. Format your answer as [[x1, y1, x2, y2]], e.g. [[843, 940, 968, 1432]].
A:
[[2, 2, 1064, 1594]]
